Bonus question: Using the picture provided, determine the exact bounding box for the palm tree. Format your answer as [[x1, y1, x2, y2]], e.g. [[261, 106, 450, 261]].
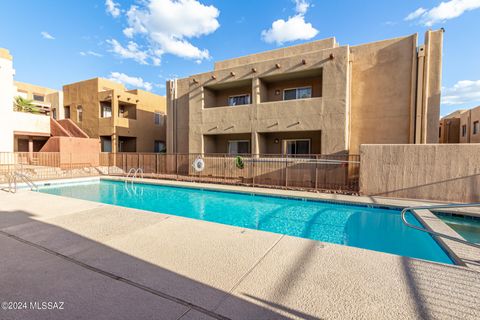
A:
[[13, 96, 41, 113]]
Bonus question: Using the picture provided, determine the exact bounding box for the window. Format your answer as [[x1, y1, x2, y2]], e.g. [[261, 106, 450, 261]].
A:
[[64, 106, 70, 119], [100, 136, 112, 152], [438, 127, 442, 138], [33, 94, 44, 102], [77, 105, 83, 122], [283, 87, 312, 101], [101, 103, 112, 118], [283, 139, 311, 155], [154, 140, 166, 153], [52, 108, 57, 120], [154, 112, 163, 125], [228, 94, 250, 106], [462, 125, 467, 137], [474, 121, 479, 135], [228, 140, 250, 155]]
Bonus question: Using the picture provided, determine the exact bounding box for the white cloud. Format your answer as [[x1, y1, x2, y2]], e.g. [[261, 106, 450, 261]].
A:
[[106, 39, 154, 65], [41, 31, 55, 40], [119, 0, 219, 62], [261, 0, 318, 45], [294, 0, 310, 14], [108, 72, 153, 91], [79, 51, 103, 57], [105, 0, 121, 18], [442, 80, 480, 106], [405, 0, 480, 26], [404, 7, 427, 21]]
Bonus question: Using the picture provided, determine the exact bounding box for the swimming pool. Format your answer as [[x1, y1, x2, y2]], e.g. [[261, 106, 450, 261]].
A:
[[37, 179, 453, 264], [437, 214, 480, 244]]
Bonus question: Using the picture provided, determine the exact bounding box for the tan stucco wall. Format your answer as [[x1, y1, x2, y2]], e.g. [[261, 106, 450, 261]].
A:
[[15, 81, 58, 97], [349, 35, 417, 154], [214, 38, 337, 70], [168, 32, 443, 156], [423, 30, 443, 143], [439, 118, 460, 143], [169, 44, 350, 155], [360, 144, 480, 202], [64, 78, 166, 152]]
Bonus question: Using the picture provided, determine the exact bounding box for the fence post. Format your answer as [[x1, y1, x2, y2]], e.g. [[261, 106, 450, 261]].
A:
[[315, 154, 318, 190], [176, 153, 179, 178], [252, 154, 255, 188], [285, 154, 288, 188]]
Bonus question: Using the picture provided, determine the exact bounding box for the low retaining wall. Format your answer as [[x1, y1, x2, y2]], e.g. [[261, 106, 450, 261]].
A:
[[359, 144, 480, 202]]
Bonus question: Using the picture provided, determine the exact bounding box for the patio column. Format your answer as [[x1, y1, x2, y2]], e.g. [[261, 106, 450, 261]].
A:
[[28, 137, 33, 153], [111, 134, 118, 153]]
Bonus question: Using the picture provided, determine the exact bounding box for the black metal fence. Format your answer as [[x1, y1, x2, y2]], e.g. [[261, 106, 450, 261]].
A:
[[108, 153, 360, 193], [0, 152, 360, 193]]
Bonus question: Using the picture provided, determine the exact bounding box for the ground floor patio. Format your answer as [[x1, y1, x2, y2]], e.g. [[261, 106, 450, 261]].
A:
[[0, 183, 479, 319]]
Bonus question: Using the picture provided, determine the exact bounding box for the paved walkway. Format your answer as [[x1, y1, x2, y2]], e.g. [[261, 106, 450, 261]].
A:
[[0, 190, 479, 319]]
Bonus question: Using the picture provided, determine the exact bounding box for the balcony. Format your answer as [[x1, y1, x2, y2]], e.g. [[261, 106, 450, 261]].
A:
[[203, 79, 252, 109], [258, 68, 323, 103]]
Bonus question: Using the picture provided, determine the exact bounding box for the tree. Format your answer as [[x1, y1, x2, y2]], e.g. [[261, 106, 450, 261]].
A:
[[13, 96, 42, 113]]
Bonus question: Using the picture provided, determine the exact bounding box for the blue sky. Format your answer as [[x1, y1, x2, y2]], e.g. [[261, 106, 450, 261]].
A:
[[1, 0, 479, 116]]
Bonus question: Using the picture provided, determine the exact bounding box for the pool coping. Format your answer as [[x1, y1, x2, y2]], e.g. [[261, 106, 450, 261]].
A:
[[413, 209, 480, 271], [27, 175, 479, 268], [2, 189, 479, 319]]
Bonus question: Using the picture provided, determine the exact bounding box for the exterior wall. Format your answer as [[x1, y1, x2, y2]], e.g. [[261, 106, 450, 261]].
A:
[[349, 35, 417, 153], [63, 78, 102, 139], [422, 30, 443, 143], [12, 112, 51, 135], [439, 118, 460, 143], [459, 110, 471, 143], [168, 31, 443, 156], [64, 78, 166, 153], [0, 49, 15, 152], [360, 144, 480, 202], [39, 136, 101, 167], [14, 81, 62, 118], [169, 43, 350, 155], [214, 38, 337, 70], [468, 106, 480, 143], [444, 106, 480, 143]]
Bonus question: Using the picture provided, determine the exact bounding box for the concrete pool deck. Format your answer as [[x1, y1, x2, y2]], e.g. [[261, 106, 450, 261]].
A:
[[0, 182, 479, 319]]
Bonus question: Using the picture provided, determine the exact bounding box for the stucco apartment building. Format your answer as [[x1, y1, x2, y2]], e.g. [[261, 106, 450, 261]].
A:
[[167, 30, 443, 156], [439, 106, 480, 143], [0, 48, 64, 152], [63, 78, 167, 153]]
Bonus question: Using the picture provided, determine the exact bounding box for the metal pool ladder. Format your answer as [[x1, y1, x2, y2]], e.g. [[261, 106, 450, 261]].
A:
[[5, 172, 39, 193], [125, 168, 144, 187], [401, 203, 480, 249]]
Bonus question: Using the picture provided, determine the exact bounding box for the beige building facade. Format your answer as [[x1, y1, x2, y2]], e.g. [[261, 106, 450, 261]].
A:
[[440, 106, 480, 143], [167, 30, 443, 156], [13, 81, 64, 152], [63, 78, 167, 153]]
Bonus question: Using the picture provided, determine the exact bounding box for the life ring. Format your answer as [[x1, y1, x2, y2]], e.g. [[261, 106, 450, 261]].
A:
[[192, 157, 205, 172]]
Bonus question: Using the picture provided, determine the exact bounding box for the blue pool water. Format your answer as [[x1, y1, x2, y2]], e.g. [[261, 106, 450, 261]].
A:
[[38, 180, 453, 264], [437, 214, 480, 244]]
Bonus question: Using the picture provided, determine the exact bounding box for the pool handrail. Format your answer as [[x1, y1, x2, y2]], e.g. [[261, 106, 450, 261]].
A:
[[125, 168, 137, 186], [401, 203, 480, 249]]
